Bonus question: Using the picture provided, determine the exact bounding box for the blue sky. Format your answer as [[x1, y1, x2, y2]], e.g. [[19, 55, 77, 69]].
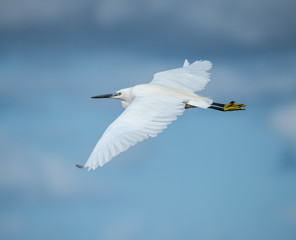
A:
[[1, 1, 296, 239]]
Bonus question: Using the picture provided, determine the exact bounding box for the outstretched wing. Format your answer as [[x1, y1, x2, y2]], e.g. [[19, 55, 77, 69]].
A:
[[85, 96, 185, 170], [151, 59, 212, 93]]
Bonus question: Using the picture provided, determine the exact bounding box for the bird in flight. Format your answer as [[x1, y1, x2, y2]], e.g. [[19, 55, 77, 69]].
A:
[[77, 59, 245, 170]]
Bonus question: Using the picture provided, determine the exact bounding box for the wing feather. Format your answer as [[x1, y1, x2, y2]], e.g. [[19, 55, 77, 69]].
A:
[[151, 60, 212, 93], [85, 96, 185, 170]]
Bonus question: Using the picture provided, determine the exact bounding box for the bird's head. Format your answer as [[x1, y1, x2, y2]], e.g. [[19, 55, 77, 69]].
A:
[[91, 88, 131, 101]]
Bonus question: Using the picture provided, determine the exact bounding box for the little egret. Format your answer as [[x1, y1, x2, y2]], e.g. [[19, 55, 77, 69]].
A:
[[77, 59, 245, 170]]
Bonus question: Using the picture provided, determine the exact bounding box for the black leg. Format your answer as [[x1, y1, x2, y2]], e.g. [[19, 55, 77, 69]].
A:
[[209, 106, 224, 111], [212, 102, 225, 107]]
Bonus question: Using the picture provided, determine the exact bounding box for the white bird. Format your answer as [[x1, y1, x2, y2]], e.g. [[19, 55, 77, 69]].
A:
[[77, 59, 245, 170]]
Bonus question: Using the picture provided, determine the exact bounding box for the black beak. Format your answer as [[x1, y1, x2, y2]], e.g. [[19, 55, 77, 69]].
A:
[[91, 93, 115, 99]]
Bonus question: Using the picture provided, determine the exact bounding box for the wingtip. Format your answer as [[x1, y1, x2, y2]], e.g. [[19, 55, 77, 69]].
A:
[[75, 164, 85, 169], [183, 59, 190, 68]]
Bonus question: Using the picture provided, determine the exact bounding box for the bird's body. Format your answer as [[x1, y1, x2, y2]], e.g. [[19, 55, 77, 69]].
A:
[[79, 59, 245, 170], [119, 84, 212, 110]]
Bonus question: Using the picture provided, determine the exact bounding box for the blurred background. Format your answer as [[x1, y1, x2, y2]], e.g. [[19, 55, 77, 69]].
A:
[[1, 0, 296, 239]]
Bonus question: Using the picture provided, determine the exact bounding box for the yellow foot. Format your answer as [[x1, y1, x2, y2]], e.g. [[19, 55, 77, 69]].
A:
[[223, 101, 246, 111]]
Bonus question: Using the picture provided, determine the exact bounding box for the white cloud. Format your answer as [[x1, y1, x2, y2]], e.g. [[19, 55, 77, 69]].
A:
[[203, 56, 296, 102], [278, 204, 296, 227], [0, 129, 110, 202], [102, 216, 143, 240], [1, 0, 295, 48], [0, 0, 90, 28], [0, 213, 24, 239], [271, 102, 296, 145]]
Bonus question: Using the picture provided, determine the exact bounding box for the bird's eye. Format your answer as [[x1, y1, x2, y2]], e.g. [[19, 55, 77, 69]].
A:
[[117, 92, 121, 96]]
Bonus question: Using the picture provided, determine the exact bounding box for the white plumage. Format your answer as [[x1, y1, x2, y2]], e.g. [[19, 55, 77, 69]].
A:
[[84, 59, 213, 170], [151, 60, 212, 93]]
